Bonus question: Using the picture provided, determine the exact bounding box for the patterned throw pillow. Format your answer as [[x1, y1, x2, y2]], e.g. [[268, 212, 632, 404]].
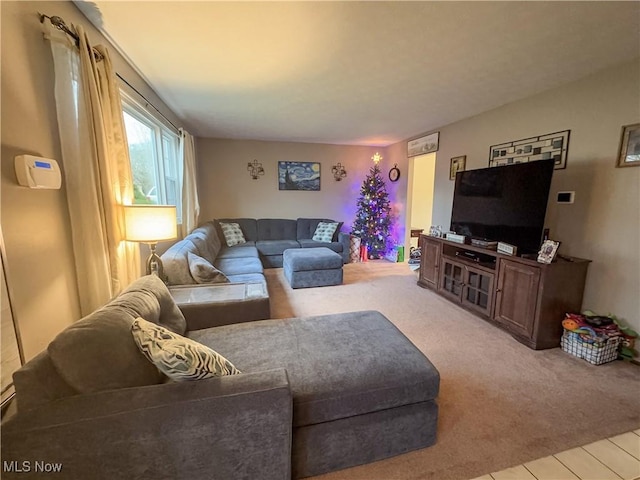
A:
[[187, 251, 229, 284], [220, 222, 246, 247], [312, 222, 339, 242], [131, 317, 241, 381]]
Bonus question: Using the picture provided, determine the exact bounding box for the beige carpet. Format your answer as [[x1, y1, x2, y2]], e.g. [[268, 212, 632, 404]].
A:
[[265, 261, 640, 480]]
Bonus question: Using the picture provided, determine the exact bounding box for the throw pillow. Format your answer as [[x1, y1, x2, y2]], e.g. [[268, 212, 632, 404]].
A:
[[187, 251, 230, 284], [131, 317, 241, 381], [312, 222, 339, 243], [220, 222, 246, 247]]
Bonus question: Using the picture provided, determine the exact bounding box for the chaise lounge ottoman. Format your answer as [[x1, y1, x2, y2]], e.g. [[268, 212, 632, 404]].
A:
[[283, 247, 343, 288], [189, 310, 440, 478]]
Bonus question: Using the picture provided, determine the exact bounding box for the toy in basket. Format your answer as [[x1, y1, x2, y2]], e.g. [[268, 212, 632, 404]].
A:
[[561, 313, 622, 365]]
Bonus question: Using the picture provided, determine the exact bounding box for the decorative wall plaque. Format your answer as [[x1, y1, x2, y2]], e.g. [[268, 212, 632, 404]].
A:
[[489, 130, 570, 170]]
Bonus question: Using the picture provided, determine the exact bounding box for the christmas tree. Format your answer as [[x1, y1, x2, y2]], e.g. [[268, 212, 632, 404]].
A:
[[352, 155, 392, 259]]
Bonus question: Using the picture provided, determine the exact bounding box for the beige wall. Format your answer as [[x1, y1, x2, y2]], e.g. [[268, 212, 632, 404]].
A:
[[196, 138, 409, 247], [1, 1, 182, 360], [389, 60, 640, 331]]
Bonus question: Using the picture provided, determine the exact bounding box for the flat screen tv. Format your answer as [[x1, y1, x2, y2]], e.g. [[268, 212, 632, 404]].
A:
[[450, 159, 555, 254]]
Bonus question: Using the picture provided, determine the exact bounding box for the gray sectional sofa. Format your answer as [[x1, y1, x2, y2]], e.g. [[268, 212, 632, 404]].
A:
[[161, 217, 350, 287], [2, 275, 441, 479]]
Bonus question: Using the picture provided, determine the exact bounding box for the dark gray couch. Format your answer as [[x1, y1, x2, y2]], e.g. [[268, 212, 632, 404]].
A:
[[216, 218, 350, 268], [2, 275, 440, 479], [160, 218, 350, 287]]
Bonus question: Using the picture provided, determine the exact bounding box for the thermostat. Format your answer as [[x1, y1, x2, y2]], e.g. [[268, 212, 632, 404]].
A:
[[557, 191, 575, 204], [15, 155, 62, 189]]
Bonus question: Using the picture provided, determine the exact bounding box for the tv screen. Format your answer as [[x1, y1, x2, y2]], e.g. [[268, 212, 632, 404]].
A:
[[450, 159, 554, 254]]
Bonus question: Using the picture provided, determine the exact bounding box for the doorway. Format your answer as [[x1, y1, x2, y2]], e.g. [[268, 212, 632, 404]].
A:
[[405, 152, 436, 254]]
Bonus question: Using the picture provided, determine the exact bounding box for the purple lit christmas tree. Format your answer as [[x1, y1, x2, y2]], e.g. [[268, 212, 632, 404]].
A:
[[351, 154, 391, 259]]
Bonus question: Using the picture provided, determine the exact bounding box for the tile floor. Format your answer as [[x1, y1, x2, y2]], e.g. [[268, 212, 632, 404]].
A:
[[471, 429, 640, 480]]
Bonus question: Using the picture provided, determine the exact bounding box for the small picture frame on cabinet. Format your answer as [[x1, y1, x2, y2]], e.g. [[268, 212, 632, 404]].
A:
[[537, 240, 561, 264]]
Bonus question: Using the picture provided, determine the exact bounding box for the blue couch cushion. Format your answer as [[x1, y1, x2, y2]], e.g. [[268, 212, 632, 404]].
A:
[[257, 219, 297, 240], [256, 240, 300, 256], [298, 239, 343, 254], [217, 245, 260, 260], [188, 310, 440, 427], [214, 256, 264, 276]]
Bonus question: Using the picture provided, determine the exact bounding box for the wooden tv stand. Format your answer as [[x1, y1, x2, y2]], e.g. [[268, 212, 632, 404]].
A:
[[417, 234, 590, 350]]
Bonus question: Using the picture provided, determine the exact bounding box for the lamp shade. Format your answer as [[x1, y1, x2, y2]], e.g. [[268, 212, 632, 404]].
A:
[[124, 205, 177, 243]]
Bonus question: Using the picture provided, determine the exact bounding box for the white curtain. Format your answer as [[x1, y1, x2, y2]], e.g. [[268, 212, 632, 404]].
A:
[[46, 23, 140, 315], [179, 129, 200, 237]]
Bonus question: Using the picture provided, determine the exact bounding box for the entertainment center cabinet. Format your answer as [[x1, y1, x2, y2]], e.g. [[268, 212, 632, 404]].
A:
[[417, 234, 590, 350]]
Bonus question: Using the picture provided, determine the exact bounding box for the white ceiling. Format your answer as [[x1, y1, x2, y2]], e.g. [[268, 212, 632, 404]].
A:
[[75, 1, 640, 146]]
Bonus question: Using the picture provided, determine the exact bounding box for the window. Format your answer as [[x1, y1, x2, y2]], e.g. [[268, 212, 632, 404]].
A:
[[121, 93, 181, 221]]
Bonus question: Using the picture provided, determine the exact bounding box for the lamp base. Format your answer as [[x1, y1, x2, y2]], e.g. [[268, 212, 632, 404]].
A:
[[146, 243, 167, 282]]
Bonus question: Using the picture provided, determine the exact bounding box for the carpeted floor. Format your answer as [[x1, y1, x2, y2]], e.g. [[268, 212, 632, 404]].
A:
[[265, 261, 640, 480]]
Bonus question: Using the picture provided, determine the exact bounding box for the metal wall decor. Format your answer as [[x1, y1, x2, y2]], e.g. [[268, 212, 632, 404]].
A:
[[278, 161, 321, 191], [247, 159, 264, 179], [489, 130, 570, 169], [331, 163, 347, 181]]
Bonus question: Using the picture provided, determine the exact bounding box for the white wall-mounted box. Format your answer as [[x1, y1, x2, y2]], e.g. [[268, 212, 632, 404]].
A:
[[14, 155, 62, 189]]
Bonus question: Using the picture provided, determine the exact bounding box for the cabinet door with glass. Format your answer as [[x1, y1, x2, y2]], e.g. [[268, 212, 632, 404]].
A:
[[461, 265, 494, 316], [439, 258, 465, 301]]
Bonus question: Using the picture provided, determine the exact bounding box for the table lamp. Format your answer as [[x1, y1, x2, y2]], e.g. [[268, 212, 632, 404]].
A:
[[124, 205, 177, 279]]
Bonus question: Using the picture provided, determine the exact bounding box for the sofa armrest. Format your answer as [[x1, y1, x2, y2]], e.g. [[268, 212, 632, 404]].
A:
[[2, 369, 292, 480], [171, 283, 271, 330], [338, 231, 351, 263]]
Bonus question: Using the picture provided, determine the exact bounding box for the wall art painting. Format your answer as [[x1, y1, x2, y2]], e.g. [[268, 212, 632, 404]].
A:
[[278, 161, 321, 191], [449, 155, 466, 180], [617, 123, 640, 168], [408, 132, 439, 157]]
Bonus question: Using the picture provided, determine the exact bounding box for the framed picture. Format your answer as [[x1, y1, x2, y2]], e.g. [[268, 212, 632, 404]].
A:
[[616, 123, 640, 168], [408, 132, 439, 157], [278, 161, 320, 191], [489, 130, 570, 170], [449, 155, 466, 180], [537, 240, 561, 264]]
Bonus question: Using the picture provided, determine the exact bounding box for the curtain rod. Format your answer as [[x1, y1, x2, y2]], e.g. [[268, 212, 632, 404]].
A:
[[39, 13, 104, 62], [39, 12, 180, 133], [116, 73, 180, 133]]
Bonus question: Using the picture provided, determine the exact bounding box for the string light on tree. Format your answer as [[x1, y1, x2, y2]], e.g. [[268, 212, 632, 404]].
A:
[[351, 152, 392, 260]]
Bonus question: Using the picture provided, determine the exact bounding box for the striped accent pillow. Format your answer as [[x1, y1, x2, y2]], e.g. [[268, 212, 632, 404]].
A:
[[220, 222, 246, 247], [131, 317, 241, 381], [312, 222, 339, 242]]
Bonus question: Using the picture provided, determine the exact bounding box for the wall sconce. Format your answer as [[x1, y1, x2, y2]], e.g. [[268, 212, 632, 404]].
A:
[[247, 159, 264, 179], [331, 163, 347, 181], [372, 152, 383, 164]]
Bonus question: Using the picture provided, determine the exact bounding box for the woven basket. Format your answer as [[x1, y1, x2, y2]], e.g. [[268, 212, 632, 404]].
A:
[[561, 331, 620, 365]]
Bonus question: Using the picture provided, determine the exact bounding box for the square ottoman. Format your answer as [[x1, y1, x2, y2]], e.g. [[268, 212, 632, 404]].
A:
[[284, 247, 343, 289]]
